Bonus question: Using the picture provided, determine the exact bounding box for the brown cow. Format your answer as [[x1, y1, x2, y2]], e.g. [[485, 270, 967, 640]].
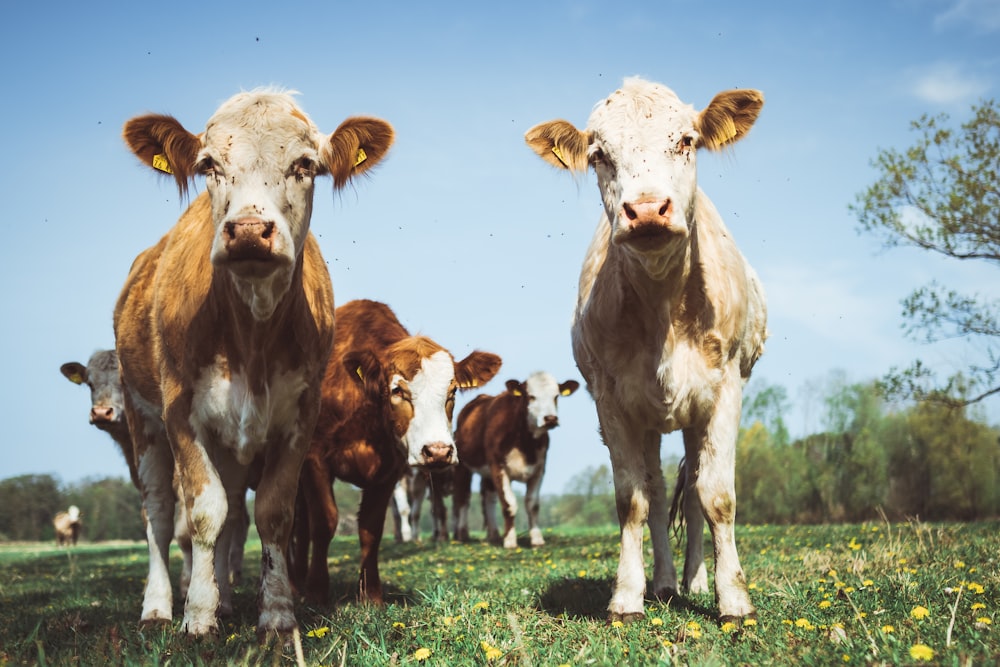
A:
[[452, 372, 578, 548], [291, 299, 501, 605], [53, 505, 82, 546], [526, 77, 767, 624], [114, 90, 393, 635]]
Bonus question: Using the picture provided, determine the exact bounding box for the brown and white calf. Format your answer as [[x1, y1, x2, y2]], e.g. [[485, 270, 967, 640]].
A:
[[114, 90, 393, 636], [61, 349, 250, 594], [526, 78, 767, 624], [452, 372, 578, 548], [53, 505, 82, 546], [291, 299, 501, 604]]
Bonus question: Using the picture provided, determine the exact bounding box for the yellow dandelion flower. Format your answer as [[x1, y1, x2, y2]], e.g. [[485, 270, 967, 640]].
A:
[[611, 620, 624, 628], [687, 628, 702, 639], [881, 625, 894, 634], [909, 644, 934, 662], [748, 582, 759, 590], [848, 537, 862, 551], [306, 626, 330, 638], [842, 654, 851, 662], [782, 619, 794, 626], [828, 569, 838, 577], [844, 586, 856, 594], [862, 579, 874, 587], [481, 641, 503, 661], [687, 621, 701, 630], [413, 647, 432, 661], [795, 618, 816, 630], [976, 617, 992, 625], [743, 618, 757, 627], [650, 617, 664, 626], [662, 639, 673, 648], [968, 582, 985, 594], [473, 601, 490, 611], [721, 621, 738, 633], [972, 603, 986, 610], [911, 605, 930, 620], [578, 570, 587, 577], [954, 560, 966, 569], [819, 600, 832, 609], [392, 622, 406, 629]]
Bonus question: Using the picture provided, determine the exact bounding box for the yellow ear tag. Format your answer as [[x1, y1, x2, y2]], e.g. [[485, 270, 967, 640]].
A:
[[560, 388, 572, 396], [459, 380, 478, 389], [551, 145, 569, 168], [355, 366, 365, 381], [512, 389, 523, 397], [69, 372, 85, 385], [354, 148, 368, 167], [152, 154, 173, 174]]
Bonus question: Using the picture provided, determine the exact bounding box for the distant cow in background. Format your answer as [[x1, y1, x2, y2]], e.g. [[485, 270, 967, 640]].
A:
[[54, 506, 82, 546], [452, 372, 579, 548], [61, 350, 138, 487], [291, 299, 501, 605], [525, 77, 767, 624]]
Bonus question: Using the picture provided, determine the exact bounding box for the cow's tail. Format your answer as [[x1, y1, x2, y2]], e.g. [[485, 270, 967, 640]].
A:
[[668, 457, 686, 542]]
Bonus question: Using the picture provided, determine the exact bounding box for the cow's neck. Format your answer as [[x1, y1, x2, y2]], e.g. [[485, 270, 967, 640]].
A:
[[223, 263, 298, 322], [615, 226, 696, 327]]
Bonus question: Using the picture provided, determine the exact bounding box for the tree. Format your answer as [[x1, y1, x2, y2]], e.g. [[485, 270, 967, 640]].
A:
[[0, 475, 63, 541], [852, 99, 1000, 406]]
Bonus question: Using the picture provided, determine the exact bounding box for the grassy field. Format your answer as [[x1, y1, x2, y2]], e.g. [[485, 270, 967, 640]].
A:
[[1, 520, 997, 666]]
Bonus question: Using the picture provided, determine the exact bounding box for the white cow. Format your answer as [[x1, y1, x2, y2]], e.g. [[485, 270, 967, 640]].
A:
[[526, 78, 767, 625]]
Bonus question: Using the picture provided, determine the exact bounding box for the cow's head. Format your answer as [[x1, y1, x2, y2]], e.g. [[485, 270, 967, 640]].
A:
[[123, 90, 394, 319], [506, 372, 580, 439], [526, 78, 762, 266], [61, 349, 126, 433], [346, 338, 501, 468]]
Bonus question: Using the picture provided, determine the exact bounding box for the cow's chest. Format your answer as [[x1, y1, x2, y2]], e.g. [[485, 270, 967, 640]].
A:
[[191, 358, 309, 465], [502, 444, 546, 482]]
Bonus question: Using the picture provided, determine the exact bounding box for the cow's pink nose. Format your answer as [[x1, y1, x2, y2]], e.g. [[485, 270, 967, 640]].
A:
[[420, 442, 456, 469], [224, 218, 275, 259], [622, 198, 673, 226], [90, 406, 116, 424]]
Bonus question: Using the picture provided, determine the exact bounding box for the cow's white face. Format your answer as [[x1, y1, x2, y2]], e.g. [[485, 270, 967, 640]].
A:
[[390, 350, 460, 468], [123, 90, 395, 321], [513, 371, 579, 439], [587, 81, 700, 261], [525, 78, 763, 272], [197, 93, 325, 316]]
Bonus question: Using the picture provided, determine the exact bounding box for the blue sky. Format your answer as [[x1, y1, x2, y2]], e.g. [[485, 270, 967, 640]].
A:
[[3, 1, 998, 496]]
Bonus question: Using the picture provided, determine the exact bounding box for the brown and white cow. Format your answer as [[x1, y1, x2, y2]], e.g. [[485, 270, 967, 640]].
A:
[[114, 90, 393, 636], [526, 78, 767, 624], [452, 372, 579, 548], [61, 349, 250, 594], [291, 299, 501, 604], [53, 505, 82, 546]]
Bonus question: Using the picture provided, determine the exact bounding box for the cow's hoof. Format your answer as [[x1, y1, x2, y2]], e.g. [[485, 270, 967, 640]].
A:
[[608, 611, 645, 624], [138, 617, 171, 628]]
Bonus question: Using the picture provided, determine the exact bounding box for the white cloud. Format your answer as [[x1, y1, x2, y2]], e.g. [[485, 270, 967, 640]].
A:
[[909, 61, 990, 105], [934, 0, 1000, 33]]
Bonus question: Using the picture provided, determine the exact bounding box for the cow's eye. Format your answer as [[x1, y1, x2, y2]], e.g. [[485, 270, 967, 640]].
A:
[[195, 156, 219, 176], [679, 134, 696, 154], [391, 385, 408, 401], [589, 147, 608, 166], [290, 157, 317, 182]]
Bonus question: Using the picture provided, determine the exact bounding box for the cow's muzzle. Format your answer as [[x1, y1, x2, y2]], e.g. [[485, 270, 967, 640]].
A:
[[418, 442, 456, 469], [224, 218, 274, 261]]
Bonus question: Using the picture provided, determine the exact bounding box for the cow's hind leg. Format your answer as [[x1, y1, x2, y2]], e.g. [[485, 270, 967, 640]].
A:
[[681, 430, 709, 595], [644, 435, 679, 600], [138, 441, 176, 624]]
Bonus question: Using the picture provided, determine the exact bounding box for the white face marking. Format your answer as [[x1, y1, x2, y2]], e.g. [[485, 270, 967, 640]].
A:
[[191, 357, 309, 465], [198, 92, 326, 320], [586, 80, 700, 255], [524, 371, 562, 438], [397, 350, 457, 466]]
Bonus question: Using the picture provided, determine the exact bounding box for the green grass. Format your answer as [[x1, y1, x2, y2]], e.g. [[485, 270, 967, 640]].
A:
[[1, 520, 998, 665]]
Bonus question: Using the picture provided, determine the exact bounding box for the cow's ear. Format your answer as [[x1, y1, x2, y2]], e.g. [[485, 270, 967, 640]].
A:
[[324, 117, 395, 189], [122, 114, 202, 197], [455, 351, 502, 391], [60, 362, 87, 385], [506, 379, 525, 396], [559, 380, 580, 397], [525, 120, 590, 172], [696, 89, 764, 151], [343, 349, 384, 398]]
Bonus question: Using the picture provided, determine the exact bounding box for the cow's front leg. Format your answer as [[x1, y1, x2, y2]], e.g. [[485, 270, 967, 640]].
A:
[[254, 431, 309, 636], [604, 416, 652, 622], [694, 383, 755, 622], [480, 475, 501, 544], [523, 469, 545, 547], [357, 482, 393, 604], [491, 465, 519, 549], [136, 438, 176, 624]]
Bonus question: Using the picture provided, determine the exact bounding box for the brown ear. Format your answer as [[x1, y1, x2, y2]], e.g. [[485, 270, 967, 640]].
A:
[[122, 114, 202, 197], [343, 349, 385, 400], [558, 380, 580, 397], [455, 351, 502, 391], [60, 362, 87, 385], [505, 379, 525, 396], [325, 117, 395, 189], [696, 89, 764, 151], [525, 120, 590, 172]]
